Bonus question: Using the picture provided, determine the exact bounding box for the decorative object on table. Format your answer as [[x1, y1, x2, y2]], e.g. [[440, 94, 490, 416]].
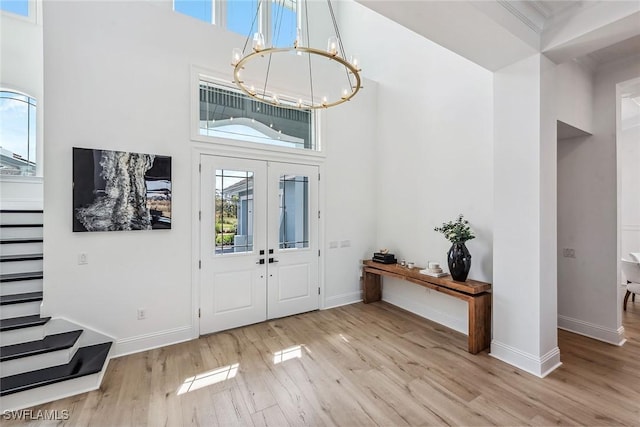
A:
[[73, 147, 172, 232], [399, 259, 406, 266], [372, 250, 397, 264], [419, 262, 448, 278], [407, 262, 415, 269], [434, 214, 475, 282]]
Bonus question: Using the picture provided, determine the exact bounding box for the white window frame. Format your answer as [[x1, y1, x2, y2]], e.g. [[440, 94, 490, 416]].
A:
[[191, 66, 325, 159]]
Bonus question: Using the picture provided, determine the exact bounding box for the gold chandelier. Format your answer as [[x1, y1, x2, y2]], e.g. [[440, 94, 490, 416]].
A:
[[231, 0, 362, 110]]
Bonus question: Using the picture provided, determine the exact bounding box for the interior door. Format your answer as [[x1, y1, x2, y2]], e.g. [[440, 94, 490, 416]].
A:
[[200, 156, 319, 335], [200, 156, 268, 335], [266, 162, 320, 319]]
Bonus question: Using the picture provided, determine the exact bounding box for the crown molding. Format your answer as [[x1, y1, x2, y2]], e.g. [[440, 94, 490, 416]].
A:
[[496, 0, 545, 34]]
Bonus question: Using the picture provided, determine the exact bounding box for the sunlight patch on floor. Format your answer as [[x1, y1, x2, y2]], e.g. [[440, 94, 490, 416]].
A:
[[273, 345, 303, 364], [177, 363, 239, 395]]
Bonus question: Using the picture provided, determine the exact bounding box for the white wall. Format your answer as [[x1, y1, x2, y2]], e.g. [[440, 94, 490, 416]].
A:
[[339, 1, 494, 334], [323, 82, 378, 308], [555, 60, 594, 134], [43, 0, 377, 355], [493, 54, 560, 377], [557, 55, 640, 345], [0, 3, 44, 177]]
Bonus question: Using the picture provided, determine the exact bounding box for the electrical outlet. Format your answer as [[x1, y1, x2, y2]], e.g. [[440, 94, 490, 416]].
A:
[[340, 240, 351, 248], [562, 248, 576, 258], [329, 241, 338, 249], [78, 253, 88, 265], [137, 308, 147, 320]]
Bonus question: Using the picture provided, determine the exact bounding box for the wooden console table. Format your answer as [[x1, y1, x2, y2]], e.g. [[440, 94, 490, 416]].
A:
[[362, 260, 492, 354]]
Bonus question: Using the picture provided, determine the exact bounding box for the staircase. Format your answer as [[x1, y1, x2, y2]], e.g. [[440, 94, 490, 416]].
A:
[[0, 209, 113, 411]]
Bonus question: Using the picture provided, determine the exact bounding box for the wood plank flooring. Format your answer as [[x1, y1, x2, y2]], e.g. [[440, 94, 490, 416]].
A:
[[5, 300, 640, 426]]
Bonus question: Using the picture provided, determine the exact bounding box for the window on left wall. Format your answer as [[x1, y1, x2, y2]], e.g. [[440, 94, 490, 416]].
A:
[[0, 90, 37, 176], [0, 0, 29, 17]]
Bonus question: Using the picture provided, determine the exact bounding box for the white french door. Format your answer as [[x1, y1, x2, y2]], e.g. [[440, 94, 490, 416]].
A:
[[199, 155, 319, 335]]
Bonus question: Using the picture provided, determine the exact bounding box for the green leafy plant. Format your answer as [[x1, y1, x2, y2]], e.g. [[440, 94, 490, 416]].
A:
[[434, 214, 475, 243]]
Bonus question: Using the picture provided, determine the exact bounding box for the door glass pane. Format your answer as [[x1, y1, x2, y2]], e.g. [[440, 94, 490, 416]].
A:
[[215, 169, 254, 254], [279, 175, 308, 249]]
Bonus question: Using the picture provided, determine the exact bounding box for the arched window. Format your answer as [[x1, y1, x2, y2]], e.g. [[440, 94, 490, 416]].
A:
[[0, 90, 37, 176]]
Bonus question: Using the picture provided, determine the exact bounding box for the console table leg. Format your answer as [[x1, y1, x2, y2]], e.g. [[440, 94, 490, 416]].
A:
[[468, 293, 491, 354], [363, 270, 381, 303]]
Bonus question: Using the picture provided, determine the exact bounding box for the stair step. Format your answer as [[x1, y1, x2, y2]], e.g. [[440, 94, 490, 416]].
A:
[[0, 210, 43, 213], [0, 315, 50, 332], [0, 292, 43, 305], [0, 238, 43, 244], [0, 224, 43, 228], [0, 342, 112, 396], [0, 330, 82, 362], [0, 272, 43, 283], [0, 254, 43, 262]]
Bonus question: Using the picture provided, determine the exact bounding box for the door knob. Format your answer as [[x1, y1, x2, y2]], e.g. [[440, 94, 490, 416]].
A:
[[256, 259, 265, 265], [268, 258, 279, 263]]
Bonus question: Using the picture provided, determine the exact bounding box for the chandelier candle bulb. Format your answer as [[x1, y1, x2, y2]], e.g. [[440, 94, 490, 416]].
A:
[[252, 32, 265, 51], [327, 36, 338, 55], [231, 48, 242, 66]]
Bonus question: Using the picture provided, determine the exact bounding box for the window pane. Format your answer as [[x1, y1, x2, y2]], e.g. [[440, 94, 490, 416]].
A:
[[215, 169, 254, 254], [279, 175, 308, 249], [271, 0, 297, 48], [199, 82, 314, 150], [0, 0, 29, 17], [174, 0, 212, 23], [0, 91, 36, 176], [227, 0, 258, 37]]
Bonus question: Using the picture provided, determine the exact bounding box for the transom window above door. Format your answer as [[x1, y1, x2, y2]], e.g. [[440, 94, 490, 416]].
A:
[[199, 81, 315, 151]]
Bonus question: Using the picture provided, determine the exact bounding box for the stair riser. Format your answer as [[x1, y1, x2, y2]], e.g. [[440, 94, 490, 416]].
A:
[[0, 326, 45, 346], [1, 280, 43, 296], [0, 213, 43, 226], [0, 341, 80, 377], [0, 302, 41, 320], [0, 260, 43, 275], [0, 243, 43, 257], [0, 228, 43, 239], [0, 371, 103, 412]]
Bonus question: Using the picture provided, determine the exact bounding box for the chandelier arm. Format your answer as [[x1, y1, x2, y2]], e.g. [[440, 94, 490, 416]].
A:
[[325, 0, 352, 89], [304, 0, 315, 106], [262, 51, 275, 101], [326, 0, 345, 58], [242, 1, 262, 53], [273, 0, 285, 47]]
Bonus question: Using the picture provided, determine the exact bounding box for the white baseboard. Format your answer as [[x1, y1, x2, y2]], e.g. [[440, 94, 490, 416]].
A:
[[490, 341, 562, 378], [323, 291, 362, 309], [558, 315, 626, 346], [113, 325, 193, 358]]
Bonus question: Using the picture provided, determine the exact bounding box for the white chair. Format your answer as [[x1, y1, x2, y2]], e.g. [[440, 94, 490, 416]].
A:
[[621, 259, 640, 311]]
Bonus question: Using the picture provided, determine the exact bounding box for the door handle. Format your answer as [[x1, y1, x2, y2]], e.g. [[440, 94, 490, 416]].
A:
[[256, 259, 265, 265], [268, 258, 279, 263]]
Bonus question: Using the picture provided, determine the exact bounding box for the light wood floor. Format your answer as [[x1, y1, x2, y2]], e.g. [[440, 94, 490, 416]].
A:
[[6, 300, 640, 426]]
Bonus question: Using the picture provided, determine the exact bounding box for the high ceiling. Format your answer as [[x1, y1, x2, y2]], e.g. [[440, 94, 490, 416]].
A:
[[354, 0, 640, 71]]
